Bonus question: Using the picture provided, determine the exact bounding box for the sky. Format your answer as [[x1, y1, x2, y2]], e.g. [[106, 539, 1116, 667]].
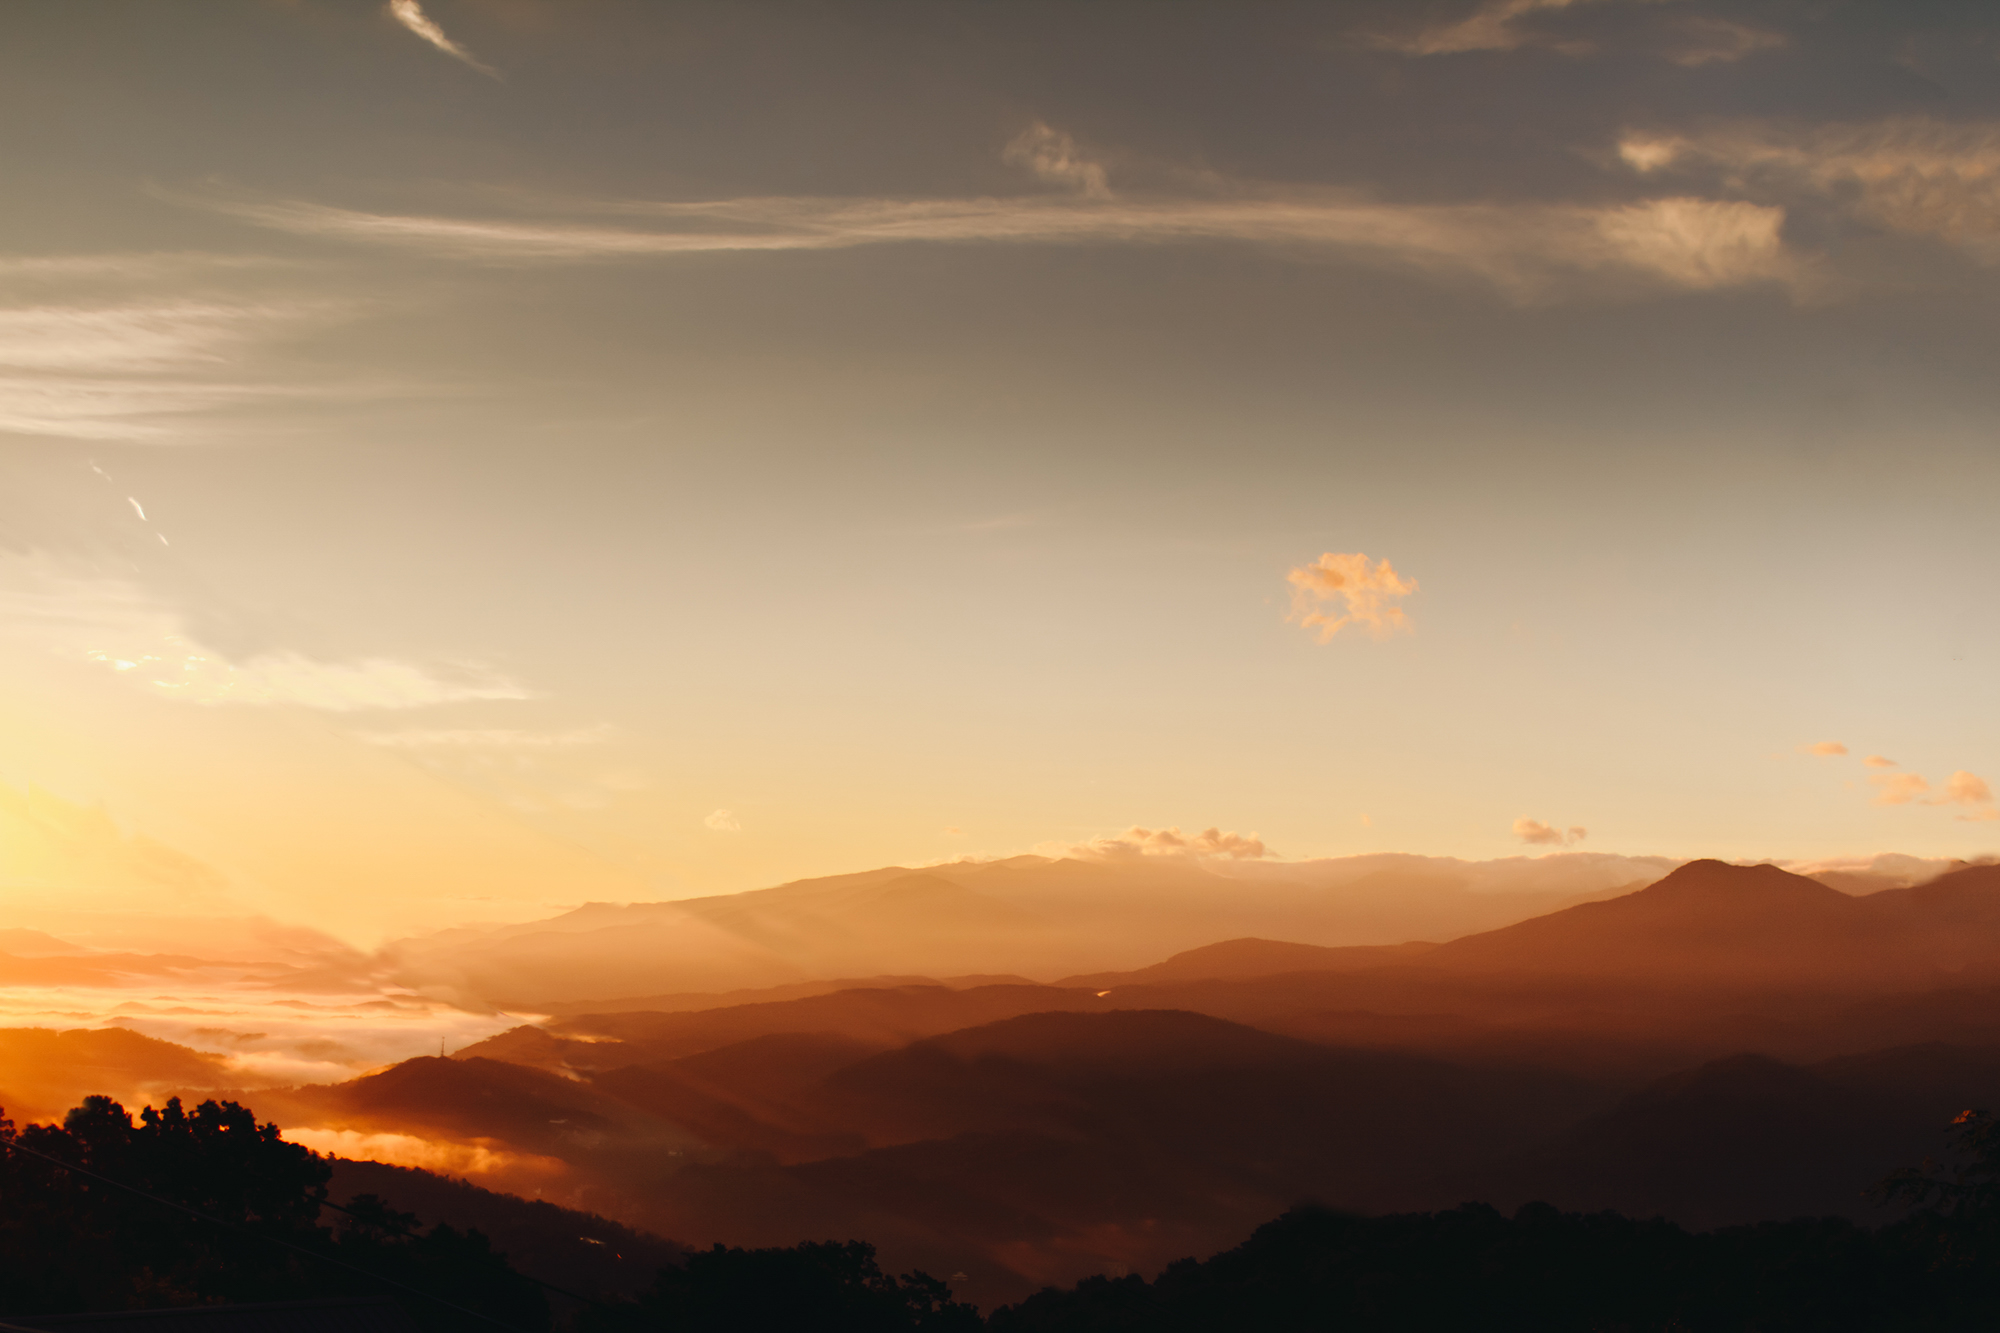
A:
[[2, 0, 1998, 944]]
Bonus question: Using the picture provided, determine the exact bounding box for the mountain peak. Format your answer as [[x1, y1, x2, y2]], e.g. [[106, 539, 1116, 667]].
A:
[[1632, 859, 1844, 902]]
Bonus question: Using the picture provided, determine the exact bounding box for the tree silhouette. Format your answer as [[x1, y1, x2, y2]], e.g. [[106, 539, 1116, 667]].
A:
[[0, 1097, 546, 1332], [583, 1239, 980, 1333]]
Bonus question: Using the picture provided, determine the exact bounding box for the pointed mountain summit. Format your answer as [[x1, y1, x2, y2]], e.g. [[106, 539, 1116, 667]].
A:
[[1424, 859, 2000, 989]]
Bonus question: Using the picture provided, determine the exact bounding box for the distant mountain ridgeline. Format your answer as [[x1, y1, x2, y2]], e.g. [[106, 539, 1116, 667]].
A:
[[377, 851, 1688, 1005]]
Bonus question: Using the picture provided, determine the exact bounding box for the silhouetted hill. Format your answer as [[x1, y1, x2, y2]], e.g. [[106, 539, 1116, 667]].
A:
[[595, 1009, 1612, 1301], [674, 1031, 896, 1103], [1422, 860, 2000, 990], [0, 929, 88, 957], [793, 1008, 1600, 1164], [987, 1202, 1966, 1332], [1467, 1042, 2000, 1227], [1426, 860, 1863, 983], [258, 1054, 704, 1208], [593, 1033, 885, 1164], [326, 1157, 685, 1300], [1487, 1054, 1883, 1225], [513, 974, 1038, 1018], [0, 1026, 240, 1122], [458, 984, 1112, 1072], [1057, 938, 1437, 988]]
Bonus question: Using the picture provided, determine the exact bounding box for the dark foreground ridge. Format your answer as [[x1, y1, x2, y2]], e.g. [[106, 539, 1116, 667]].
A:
[[5, 1092, 2000, 1331]]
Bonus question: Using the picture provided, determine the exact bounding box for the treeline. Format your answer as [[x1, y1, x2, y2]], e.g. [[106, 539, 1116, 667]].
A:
[[0, 1096, 545, 1333], [4, 1095, 2000, 1332], [996, 1109, 2000, 1332]]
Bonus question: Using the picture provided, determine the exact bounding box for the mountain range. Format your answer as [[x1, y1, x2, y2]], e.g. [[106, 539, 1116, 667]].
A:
[[10, 854, 2000, 1309]]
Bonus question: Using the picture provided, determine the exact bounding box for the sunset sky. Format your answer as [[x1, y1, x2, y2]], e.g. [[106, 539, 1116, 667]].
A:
[[2, 0, 1997, 942]]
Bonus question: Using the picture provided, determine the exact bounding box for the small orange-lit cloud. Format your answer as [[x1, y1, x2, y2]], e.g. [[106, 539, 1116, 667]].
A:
[[703, 808, 741, 833], [1513, 818, 1587, 846], [1870, 772, 1930, 805], [1055, 825, 1270, 861], [1801, 741, 1848, 757], [1931, 771, 1998, 821], [1863, 754, 1898, 768], [1286, 552, 1418, 642]]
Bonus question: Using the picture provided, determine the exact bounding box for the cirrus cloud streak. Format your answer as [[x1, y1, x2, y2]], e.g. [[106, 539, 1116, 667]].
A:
[[205, 191, 1796, 301]]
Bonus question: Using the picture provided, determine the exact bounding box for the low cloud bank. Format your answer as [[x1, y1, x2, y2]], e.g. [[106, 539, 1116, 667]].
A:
[[1043, 825, 1271, 862], [1514, 818, 1587, 846]]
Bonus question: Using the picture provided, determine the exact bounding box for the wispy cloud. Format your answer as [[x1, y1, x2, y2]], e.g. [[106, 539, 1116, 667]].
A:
[[1050, 825, 1271, 861], [207, 189, 1796, 300], [1870, 771, 1930, 805], [0, 567, 530, 711], [1863, 754, 1898, 768], [1665, 16, 1787, 66], [359, 726, 612, 749], [1002, 123, 1112, 198], [0, 298, 327, 441], [1366, 0, 1611, 57], [385, 0, 498, 78], [1364, 0, 1774, 64], [199, 653, 529, 710], [1801, 741, 1848, 757], [703, 808, 742, 833], [1621, 117, 2000, 266], [0, 302, 284, 372], [1514, 818, 1587, 846], [1285, 552, 1418, 641]]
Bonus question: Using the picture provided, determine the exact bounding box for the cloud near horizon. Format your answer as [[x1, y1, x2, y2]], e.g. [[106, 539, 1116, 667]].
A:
[[359, 725, 612, 749], [1286, 552, 1418, 641], [1933, 771, 1998, 822], [1055, 825, 1270, 862], [1514, 818, 1587, 846], [1801, 741, 1848, 756]]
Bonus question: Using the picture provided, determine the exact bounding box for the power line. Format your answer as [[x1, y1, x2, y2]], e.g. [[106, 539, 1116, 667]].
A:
[[0, 1135, 535, 1333]]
